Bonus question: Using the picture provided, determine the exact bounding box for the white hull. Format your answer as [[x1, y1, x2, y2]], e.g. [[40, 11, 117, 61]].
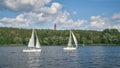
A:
[[23, 48, 41, 52], [63, 47, 76, 50]]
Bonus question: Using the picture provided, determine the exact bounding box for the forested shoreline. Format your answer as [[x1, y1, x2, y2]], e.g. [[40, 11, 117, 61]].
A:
[[0, 27, 120, 46]]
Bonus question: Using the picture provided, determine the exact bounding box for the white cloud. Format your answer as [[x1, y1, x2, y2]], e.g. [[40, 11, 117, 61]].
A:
[[0, 14, 29, 27], [0, 0, 61, 27], [3, 0, 51, 11], [111, 13, 120, 30], [54, 11, 69, 24], [62, 20, 87, 28], [113, 24, 120, 29], [0, 12, 55, 28], [90, 16, 109, 29], [75, 20, 87, 27], [0, 0, 88, 29], [39, 2, 62, 14], [54, 11, 87, 28], [0, 23, 4, 27], [112, 13, 120, 23], [90, 14, 120, 31]]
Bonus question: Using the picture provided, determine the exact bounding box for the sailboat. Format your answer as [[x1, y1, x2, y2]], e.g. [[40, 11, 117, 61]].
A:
[[63, 30, 78, 50], [23, 29, 41, 52]]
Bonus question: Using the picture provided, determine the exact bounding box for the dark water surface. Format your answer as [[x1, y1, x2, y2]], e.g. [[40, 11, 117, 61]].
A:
[[0, 46, 120, 68]]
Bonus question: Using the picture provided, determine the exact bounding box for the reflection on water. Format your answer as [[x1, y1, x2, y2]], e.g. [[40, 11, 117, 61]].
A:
[[26, 52, 41, 68], [64, 50, 78, 56], [63, 50, 80, 68]]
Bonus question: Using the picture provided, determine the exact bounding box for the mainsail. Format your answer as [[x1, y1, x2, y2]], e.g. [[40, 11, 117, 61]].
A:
[[28, 29, 34, 48], [71, 32, 78, 48], [67, 30, 78, 48], [68, 31, 73, 47]]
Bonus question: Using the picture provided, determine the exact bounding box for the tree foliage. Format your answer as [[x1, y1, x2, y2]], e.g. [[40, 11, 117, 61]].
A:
[[0, 27, 120, 46]]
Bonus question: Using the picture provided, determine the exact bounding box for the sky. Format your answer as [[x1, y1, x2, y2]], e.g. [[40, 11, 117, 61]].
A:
[[0, 0, 120, 31]]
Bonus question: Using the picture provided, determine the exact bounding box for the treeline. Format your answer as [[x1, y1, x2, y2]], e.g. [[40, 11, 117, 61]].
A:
[[0, 27, 120, 46]]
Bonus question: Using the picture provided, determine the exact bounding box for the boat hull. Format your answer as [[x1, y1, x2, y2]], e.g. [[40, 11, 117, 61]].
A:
[[63, 47, 76, 50], [23, 48, 41, 52]]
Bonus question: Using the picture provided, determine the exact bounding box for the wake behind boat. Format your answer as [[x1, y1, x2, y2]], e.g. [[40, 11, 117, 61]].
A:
[[23, 29, 41, 52], [63, 30, 78, 50]]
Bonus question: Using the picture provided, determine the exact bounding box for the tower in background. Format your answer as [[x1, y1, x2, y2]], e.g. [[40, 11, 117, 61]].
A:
[[54, 23, 56, 30]]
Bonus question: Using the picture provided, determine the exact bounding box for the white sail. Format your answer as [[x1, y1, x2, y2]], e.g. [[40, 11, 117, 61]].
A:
[[23, 29, 41, 52], [71, 31, 78, 48], [68, 31, 73, 47], [36, 34, 41, 48], [28, 29, 34, 48]]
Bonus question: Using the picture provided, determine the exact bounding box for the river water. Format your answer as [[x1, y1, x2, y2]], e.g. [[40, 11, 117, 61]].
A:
[[0, 46, 120, 68]]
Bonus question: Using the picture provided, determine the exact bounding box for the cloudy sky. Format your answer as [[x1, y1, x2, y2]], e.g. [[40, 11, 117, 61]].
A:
[[0, 0, 120, 30]]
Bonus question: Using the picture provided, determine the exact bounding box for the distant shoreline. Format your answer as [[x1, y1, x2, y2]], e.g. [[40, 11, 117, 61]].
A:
[[0, 44, 119, 46]]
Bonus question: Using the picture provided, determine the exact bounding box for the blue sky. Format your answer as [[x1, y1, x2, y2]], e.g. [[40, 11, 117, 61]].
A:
[[0, 0, 120, 30]]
